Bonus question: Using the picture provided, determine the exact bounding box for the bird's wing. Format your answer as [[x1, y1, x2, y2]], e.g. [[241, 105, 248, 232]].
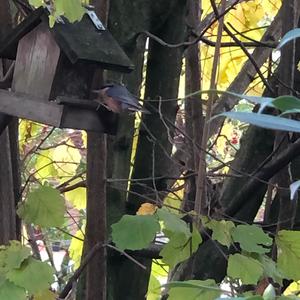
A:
[[106, 86, 140, 106]]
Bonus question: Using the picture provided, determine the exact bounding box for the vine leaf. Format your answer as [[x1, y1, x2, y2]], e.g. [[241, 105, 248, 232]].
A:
[[160, 225, 202, 269], [165, 279, 220, 300], [258, 255, 284, 285], [204, 218, 235, 247], [0, 241, 31, 274], [0, 279, 27, 300], [232, 224, 272, 254], [156, 208, 190, 237], [7, 257, 55, 294], [111, 215, 160, 250], [276, 230, 300, 280], [33, 289, 57, 300], [227, 254, 263, 285], [17, 185, 65, 228]]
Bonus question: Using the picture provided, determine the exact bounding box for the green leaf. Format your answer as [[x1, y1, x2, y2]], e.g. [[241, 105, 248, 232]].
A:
[[17, 185, 65, 227], [276, 230, 300, 280], [54, 0, 86, 23], [156, 208, 190, 237], [111, 215, 160, 250], [272, 96, 300, 112], [0, 279, 26, 300], [0, 241, 31, 274], [216, 112, 300, 133], [33, 289, 57, 300], [7, 257, 55, 294], [147, 275, 161, 300], [29, 0, 44, 8], [160, 225, 202, 268], [227, 254, 263, 285], [232, 224, 272, 254], [259, 255, 284, 284], [166, 279, 221, 300], [277, 28, 300, 49], [205, 219, 235, 247], [49, 15, 56, 28]]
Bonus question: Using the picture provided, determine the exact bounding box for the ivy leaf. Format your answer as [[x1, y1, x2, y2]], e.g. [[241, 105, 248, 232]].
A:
[[0, 279, 26, 300], [165, 279, 220, 300], [205, 219, 235, 247], [227, 254, 263, 284], [0, 241, 31, 274], [232, 224, 272, 254], [276, 230, 300, 280], [160, 225, 202, 268], [156, 208, 190, 237], [111, 215, 160, 250], [17, 185, 65, 227], [7, 257, 55, 294]]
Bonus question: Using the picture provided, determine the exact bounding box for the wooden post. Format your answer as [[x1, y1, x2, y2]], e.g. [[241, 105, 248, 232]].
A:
[[85, 1, 108, 299]]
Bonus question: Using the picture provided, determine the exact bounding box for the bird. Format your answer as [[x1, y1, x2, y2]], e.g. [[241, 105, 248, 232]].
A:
[[93, 84, 149, 114]]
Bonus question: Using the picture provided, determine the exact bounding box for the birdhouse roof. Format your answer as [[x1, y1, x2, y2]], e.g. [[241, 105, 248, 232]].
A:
[[0, 7, 134, 73]]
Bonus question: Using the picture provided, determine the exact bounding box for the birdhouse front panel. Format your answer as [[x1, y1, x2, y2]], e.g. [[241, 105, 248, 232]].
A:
[[12, 22, 60, 100]]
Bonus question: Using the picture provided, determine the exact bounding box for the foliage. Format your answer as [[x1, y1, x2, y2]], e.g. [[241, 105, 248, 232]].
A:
[[17, 185, 65, 227], [0, 241, 55, 298], [29, 0, 86, 26], [227, 254, 264, 285], [165, 280, 221, 300], [112, 215, 160, 250], [6, 1, 300, 300]]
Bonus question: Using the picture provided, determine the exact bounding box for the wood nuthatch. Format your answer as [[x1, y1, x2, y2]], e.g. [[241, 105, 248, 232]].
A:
[[94, 84, 149, 114]]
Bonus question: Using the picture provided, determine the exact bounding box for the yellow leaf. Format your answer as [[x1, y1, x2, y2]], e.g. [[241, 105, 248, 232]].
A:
[[53, 143, 81, 178], [284, 280, 300, 296], [69, 229, 84, 269], [65, 177, 86, 210], [33, 289, 56, 300], [35, 149, 57, 180], [136, 203, 157, 215]]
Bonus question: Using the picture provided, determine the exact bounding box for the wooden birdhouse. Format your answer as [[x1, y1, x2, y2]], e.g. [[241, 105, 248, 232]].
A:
[[0, 7, 134, 134]]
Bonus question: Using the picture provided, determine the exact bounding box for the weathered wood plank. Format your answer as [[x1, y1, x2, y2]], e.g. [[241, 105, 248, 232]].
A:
[[0, 89, 116, 133], [0, 89, 62, 126], [12, 22, 60, 100]]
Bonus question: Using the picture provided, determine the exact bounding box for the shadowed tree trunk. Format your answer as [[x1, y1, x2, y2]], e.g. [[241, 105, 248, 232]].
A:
[[105, 1, 187, 299]]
